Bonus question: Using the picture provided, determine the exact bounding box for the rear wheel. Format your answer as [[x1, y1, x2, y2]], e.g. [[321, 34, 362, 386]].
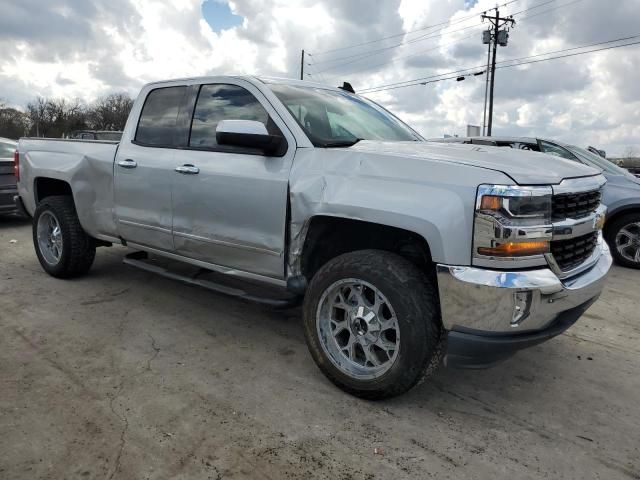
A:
[[33, 196, 96, 278], [303, 250, 443, 399], [606, 213, 640, 269]]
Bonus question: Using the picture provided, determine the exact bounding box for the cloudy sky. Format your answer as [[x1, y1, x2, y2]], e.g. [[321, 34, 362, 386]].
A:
[[0, 0, 638, 154]]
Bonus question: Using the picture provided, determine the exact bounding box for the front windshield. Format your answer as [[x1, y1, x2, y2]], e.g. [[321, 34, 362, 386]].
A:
[[567, 145, 637, 179], [268, 84, 421, 147]]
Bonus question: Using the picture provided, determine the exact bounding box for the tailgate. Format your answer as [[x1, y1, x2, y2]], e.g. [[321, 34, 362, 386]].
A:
[[0, 174, 16, 187], [0, 159, 15, 187], [0, 158, 13, 176]]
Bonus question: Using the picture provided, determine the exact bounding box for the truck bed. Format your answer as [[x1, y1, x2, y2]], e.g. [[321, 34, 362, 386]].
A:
[[17, 137, 120, 239]]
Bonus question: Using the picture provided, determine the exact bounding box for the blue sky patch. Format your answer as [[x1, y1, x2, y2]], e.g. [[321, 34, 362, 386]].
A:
[[202, 0, 243, 33]]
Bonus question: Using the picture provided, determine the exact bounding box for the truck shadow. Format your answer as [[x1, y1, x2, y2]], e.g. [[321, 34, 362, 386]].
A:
[[78, 249, 580, 414], [0, 214, 30, 228]]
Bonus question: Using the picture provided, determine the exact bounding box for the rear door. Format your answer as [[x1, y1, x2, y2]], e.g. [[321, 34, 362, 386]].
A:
[[171, 81, 296, 279], [114, 86, 187, 251]]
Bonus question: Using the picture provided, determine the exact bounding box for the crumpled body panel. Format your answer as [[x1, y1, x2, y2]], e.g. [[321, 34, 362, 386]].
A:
[[287, 146, 513, 276], [18, 138, 119, 241]]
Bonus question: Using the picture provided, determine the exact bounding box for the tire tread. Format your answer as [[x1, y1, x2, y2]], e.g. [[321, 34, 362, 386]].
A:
[[303, 250, 442, 400], [33, 196, 96, 278]]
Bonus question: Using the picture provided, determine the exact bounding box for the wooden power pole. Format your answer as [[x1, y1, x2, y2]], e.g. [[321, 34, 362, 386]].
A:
[[481, 9, 515, 136]]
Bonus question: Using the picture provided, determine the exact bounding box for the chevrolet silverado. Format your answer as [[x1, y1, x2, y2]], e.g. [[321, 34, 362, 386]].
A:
[[15, 76, 611, 398]]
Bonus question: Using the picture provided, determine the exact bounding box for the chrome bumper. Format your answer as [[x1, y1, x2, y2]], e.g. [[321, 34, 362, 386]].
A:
[[436, 236, 612, 334]]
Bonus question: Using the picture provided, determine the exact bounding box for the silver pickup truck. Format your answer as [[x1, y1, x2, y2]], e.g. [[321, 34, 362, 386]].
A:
[[15, 76, 611, 399]]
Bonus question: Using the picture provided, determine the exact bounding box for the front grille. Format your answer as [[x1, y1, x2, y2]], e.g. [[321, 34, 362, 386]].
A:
[[552, 190, 601, 221], [550, 232, 598, 271]]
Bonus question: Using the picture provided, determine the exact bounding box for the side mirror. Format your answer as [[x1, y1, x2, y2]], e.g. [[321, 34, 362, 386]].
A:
[[216, 120, 284, 156]]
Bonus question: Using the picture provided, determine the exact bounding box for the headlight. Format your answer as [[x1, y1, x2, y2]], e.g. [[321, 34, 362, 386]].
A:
[[473, 185, 553, 266]]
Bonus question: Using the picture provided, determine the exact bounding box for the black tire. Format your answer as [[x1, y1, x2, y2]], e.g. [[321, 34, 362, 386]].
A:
[[32, 195, 96, 278], [605, 212, 640, 269], [303, 250, 443, 400]]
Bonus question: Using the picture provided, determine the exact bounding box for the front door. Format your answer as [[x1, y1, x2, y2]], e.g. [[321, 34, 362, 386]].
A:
[[171, 81, 295, 279], [114, 86, 187, 251]]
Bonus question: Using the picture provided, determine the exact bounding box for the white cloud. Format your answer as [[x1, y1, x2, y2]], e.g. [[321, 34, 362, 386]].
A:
[[0, 0, 638, 155]]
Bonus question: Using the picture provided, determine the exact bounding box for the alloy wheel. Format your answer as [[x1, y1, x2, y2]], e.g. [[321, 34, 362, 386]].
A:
[[615, 221, 640, 265], [37, 211, 63, 265], [316, 279, 400, 380]]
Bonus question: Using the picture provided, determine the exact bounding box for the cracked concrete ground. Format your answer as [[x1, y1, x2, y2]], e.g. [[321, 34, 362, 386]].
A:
[[1, 216, 639, 479]]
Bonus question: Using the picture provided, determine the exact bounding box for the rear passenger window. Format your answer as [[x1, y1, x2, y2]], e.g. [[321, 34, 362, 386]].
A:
[[135, 86, 186, 147], [189, 84, 269, 149]]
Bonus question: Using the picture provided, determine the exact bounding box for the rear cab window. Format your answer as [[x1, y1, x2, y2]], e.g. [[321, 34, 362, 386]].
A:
[[135, 86, 187, 147]]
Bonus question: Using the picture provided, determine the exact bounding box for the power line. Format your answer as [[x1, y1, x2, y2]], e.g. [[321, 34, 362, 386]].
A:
[[358, 30, 633, 94], [320, 30, 482, 78], [515, 0, 584, 22], [360, 64, 487, 93], [312, 0, 581, 81], [359, 38, 640, 94], [309, 0, 569, 76], [496, 39, 640, 69], [502, 0, 556, 17], [311, 26, 484, 75], [310, 14, 478, 57], [311, 21, 482, 68], [309, 0, 523, 57]]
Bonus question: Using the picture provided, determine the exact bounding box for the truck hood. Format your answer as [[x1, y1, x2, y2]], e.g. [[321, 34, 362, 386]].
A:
[[346, 140, 600, 185]]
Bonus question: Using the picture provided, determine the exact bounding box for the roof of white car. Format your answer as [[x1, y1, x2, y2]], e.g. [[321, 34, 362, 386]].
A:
[[0, 137, 17, 144], [431, 136, 538, 144], [431, 135, 578, 148]]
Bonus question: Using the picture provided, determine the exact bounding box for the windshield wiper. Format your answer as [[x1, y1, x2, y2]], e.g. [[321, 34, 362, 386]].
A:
[[322, 138, 362, 148]]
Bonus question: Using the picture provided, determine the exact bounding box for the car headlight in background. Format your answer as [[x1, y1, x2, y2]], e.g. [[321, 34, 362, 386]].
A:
[[473, 185, 553, 266]]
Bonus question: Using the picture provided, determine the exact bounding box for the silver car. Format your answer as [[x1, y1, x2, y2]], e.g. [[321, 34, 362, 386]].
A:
[[433, 136, 640, 269]]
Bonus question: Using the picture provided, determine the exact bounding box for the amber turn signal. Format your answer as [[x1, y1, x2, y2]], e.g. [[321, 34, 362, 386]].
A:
[[478, 241, 549, 257], [480, 195, 502, 211]]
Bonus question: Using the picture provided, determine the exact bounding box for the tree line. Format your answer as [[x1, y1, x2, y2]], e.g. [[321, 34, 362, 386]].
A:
[[0, 93, 134, 140]]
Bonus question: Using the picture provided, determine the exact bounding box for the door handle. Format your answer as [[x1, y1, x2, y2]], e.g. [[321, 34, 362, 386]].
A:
[[117, 159, 137, 169], [175, 164, 200, 175]]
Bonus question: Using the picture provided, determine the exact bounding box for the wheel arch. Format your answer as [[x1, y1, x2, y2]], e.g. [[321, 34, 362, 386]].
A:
[[297, 215, 437, 281], [604, 204, 640, 236], [34, 177, 73, 204]]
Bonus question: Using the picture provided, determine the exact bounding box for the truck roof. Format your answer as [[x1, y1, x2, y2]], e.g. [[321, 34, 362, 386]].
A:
[[141, 75, 345, 93]]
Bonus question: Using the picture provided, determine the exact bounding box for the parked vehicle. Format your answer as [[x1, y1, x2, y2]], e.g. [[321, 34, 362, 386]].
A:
[[15, 77, 611, 398], [67, 130, 123, 141], [0, 137, 19, 215], [432, 136, 640, 269]]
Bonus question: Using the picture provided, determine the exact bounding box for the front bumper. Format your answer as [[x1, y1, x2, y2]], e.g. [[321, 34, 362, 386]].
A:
[[436, 238, 612, 367]]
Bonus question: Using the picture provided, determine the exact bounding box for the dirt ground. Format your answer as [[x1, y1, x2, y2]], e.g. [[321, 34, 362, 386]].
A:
[[1, 216, 639, 480]]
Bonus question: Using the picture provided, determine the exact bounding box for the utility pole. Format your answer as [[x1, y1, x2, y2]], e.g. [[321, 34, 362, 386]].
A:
[[481, 9, 515, 136], [482, 34, 491, 135], [300, 50, 305, 80]]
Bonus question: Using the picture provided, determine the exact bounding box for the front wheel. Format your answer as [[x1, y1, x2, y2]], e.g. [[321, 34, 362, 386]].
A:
[[606, 213, 640, 269], [32, 196, 96, 278], [303, 250, 443, 400]]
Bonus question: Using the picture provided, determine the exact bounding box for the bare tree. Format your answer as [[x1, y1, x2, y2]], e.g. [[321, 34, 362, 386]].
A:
[[25, 97, 91, 138], [88, 93, 134, 131], [0, 101, 29, 139], [623, 146, 638, 160], [18, 92, 134, 139], [27, 97, 48, 137]]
